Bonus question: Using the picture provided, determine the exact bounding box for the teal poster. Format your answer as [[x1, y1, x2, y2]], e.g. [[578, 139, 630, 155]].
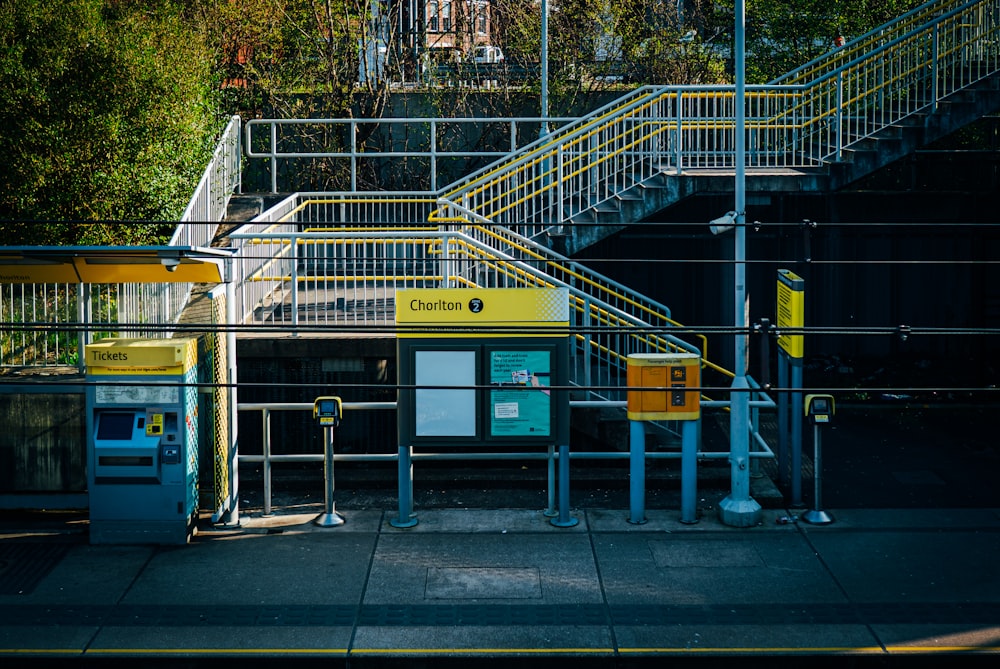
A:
[[489, 350, 551, 437]]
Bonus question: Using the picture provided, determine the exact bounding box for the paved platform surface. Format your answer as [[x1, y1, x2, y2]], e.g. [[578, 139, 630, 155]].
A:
[[1, 503, 998, 667]]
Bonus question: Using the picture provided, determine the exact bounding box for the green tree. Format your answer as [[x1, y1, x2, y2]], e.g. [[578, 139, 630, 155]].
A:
[[0, 0, 222, 244], [707, 0, 927, 83]]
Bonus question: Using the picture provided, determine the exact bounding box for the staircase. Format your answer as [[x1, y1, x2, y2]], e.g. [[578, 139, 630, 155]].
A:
[[433, 0, 1000, 255]]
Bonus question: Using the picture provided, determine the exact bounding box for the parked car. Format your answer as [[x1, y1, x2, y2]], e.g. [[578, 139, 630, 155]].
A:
[[473, 45, 505, 64]]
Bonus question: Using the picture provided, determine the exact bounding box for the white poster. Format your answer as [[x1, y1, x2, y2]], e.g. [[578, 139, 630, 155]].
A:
[[96, 384, 178, 406], [415, 350, 477, 437]]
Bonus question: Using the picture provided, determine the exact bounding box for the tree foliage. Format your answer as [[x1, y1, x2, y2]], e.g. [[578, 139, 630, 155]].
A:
[[0, 0, 222, 244], [707, 0, 927, 83]]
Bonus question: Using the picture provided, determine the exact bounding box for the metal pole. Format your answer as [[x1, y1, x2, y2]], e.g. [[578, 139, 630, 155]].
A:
[[791, 361, 804, 507], [545, 444, 557, 517], [802, 423, 834, 524], [719, 0, 761, 527], [225, 256, 240, 527], [262, 408, 273, 517], [540, 0, 549, 137], [777, 354, 788, 486], [550, 444, 578, 527], [391, 445, 418, 528], [680, 420, 699, 524], [628, 421, 646, 524], [314, 426, 345, 527]]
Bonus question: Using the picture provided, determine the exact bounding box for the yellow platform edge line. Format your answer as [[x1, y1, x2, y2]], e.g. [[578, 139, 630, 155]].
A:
[[13, 645, 997, 657], [351, 648, 613, 655], [83, 648, 348, 655]]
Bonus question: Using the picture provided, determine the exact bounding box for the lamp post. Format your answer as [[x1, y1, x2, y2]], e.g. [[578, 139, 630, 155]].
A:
[[718, 0, 762, 527], [540, 0, 549, 137]]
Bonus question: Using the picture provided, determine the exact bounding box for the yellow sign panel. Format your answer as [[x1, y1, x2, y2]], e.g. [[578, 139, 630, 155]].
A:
[[776, 269, 804, 359], [396, 288, 569, 337], [86, 338, 198, 375], [0, 251, 225, 284]]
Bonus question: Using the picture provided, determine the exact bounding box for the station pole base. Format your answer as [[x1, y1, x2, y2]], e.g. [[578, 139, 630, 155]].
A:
[[550, 516, 579, 528], [314, 511, 346, 527], [390, 515, 419, 529], [718, 496, 762, 528], [801, 509, 834, 525]]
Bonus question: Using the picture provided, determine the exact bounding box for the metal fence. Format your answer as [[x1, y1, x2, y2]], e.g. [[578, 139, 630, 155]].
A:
[[244, 116, 574, 193], [228, 197, 725, 400], [1, 116, 243, 369], [436, 0, 1000, 242]]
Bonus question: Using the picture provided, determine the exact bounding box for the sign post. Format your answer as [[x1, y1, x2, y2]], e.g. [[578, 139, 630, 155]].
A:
[[776, 269, 805, 507]]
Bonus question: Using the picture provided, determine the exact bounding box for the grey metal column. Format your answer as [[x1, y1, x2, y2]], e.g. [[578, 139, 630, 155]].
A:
[[719, 0, 762, 527]]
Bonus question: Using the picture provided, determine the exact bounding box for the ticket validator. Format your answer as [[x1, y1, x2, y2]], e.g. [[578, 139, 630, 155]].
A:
[[85, 338, 200, 544]]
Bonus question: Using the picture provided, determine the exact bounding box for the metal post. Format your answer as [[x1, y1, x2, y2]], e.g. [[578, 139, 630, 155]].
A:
[[777, 355, 788, 486], [225, 256, 240, 527], [680, 419, 699, 524], [719, 0, 762, 528], [550, 444, 578, 527], [262, 408, 273, 517], [290, 235, 300, 333], [628, 420, 646, 524], [791, 361, 804, 507], [802, 423, 834, 525], [314, 426, 345, 527], [270, 122, 278, 194], [545, 444, 557, 517], [540, 0, 549, 137], [391, 445, 418, 528]]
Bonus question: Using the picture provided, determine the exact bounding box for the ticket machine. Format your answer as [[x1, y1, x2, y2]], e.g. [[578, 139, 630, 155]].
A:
[[85, 338, 200, 544]]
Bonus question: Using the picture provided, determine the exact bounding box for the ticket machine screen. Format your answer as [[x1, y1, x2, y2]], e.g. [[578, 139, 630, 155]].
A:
[[96, 412, 138, 441]]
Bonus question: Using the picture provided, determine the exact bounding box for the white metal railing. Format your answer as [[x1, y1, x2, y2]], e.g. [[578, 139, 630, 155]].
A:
[[1, 282, 177, 369], [178, 115, 243, 233], [1, 116, 243, 368], [245, 116, 574, 193], [227, 197, 730, 400], [435, 0, 1000, 241]]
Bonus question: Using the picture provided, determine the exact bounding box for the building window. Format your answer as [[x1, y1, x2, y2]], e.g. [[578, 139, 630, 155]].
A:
[[442, 1, 451, 32], [476, 1, 487, 35], [429, 1, 439, 32]]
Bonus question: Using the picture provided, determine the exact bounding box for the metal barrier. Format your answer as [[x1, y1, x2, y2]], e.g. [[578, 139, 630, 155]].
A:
[[238, 400, 776, 517], [1, 281, 194, 371], [227, 207, 721, 400], [1, 117, 243, 369], [434, 0, 1000, 240], [245, 116, 574, 193]]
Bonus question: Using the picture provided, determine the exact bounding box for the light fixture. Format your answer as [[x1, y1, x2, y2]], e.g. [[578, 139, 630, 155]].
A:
[[709, 211, 738, 235]]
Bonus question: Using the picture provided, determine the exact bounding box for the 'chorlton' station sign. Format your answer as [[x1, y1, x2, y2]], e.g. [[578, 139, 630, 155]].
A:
[[396, 288, 569, 337]]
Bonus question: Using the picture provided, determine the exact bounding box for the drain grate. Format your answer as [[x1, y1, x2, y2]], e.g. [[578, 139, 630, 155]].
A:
[[0, 542, 71, 595]]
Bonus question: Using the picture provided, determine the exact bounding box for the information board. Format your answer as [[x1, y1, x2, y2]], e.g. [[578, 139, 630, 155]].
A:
[[489, 349, 551, 437]]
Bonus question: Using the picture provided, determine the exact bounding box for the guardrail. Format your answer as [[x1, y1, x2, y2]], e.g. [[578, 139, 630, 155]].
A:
[[2, 116, 243, 369], [228, 197, 728, 398], [239, 399, 776, 517], [435, 0, 1000, 240], [245, 116, 574, 193]]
